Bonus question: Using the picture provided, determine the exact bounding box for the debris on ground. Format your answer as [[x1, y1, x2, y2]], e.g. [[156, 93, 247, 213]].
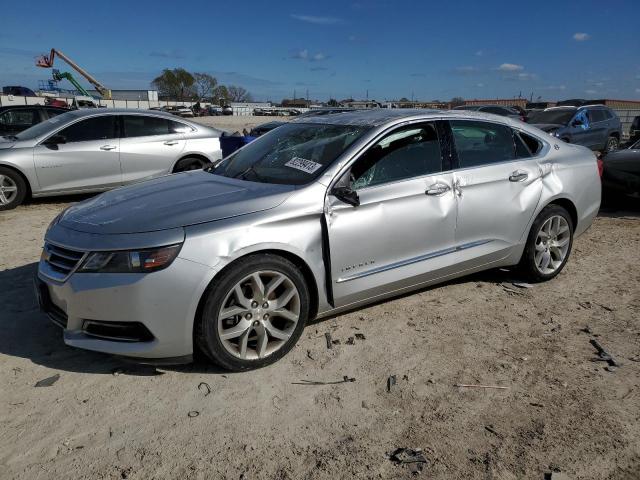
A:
[[324, 332, 332, 349], [346, 336, 355, 345], [111, 367, 125, 376], [500, 283, 527, 296], [306, 350, 314, 360], [544, 472, 571, 480], [389, 447, 428, 474], [579, 325, 593, 334], [292, 376, 356, 385], [454, 384, 509, 390], [198, 382, 211, 396], [332, 339, 341, 346], [34, 374, 60, 387], [590, 339, 619, 367], [484, 425, 503, 439], [387, 375, 397, 392], [187, 411, 199, 418], [355, 333, 366, 340], [511, 282, 533, 289]]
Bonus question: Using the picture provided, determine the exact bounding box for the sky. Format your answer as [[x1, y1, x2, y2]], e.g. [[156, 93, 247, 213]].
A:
[[1, 0, 639, 102]]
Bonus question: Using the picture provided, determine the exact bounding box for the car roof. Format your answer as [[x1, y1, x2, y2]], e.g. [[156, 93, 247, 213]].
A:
[[60, 108, 187, 119], [291, 108, 526, 128]]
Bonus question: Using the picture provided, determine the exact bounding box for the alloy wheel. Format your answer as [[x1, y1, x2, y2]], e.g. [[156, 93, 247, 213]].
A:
[[0, 175, 18, 205], [217, 270, 301, 360], [606, 137, 619, 152], [534, 215, 571, 275]]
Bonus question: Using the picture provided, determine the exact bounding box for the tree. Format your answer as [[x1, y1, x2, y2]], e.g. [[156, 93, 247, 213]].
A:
[[450, 96, 465, 107], [193, 73, 217, 101], [212, 85, 229, 105], [327, 98, 339, 107], [152, 68, 196, 100], [227, 85, 252, 102], [399, 97, 410, 103]]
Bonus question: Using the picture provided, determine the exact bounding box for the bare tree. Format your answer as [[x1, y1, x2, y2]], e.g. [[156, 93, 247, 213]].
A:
[[227, 85, 252, 102], [193, 73, 217, 101], [450, 96, 465, 107]]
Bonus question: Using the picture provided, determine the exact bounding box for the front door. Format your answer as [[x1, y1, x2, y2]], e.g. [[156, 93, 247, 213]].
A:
[[449, 120, 543, 264], [326, 121, 458, 307], [33, 114, 121, 193], [119, 114, 187, 183]]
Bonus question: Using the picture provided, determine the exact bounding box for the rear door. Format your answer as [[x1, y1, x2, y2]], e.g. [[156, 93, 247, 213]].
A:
[[449, 120, 543, 264], [118, 114, 187, 183], [33, 114, 121, 192], [588, 108, 609, 150]]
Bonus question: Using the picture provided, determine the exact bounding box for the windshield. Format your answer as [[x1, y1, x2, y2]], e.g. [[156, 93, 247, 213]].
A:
[[210, 123, 369, 185], [15, 110, 77, 140], [528, 109, 575, 125]]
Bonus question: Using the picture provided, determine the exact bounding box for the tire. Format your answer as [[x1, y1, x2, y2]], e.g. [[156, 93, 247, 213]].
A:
[[195, 254, 310, 371], [518, 205, 574, 282], [174, 157, 205, 172], [605, 136, 619, 152], [0, 167, 27, 211]]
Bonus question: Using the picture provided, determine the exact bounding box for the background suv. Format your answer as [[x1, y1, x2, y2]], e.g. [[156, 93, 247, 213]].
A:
[[529, 105, 622, 152], [0, 105, 69, 137]]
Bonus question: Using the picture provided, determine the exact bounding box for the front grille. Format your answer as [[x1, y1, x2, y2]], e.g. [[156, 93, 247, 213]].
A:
[[43, 243, 85, 280]]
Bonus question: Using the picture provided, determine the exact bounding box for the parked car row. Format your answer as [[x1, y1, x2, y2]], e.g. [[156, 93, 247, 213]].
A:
[[0, 109, 223, 210]]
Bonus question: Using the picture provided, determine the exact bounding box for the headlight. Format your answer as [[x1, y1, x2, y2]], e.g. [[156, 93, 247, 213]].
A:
[[78, 244, 182, 273]]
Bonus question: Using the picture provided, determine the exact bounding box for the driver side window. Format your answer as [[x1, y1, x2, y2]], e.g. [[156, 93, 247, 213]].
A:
[[351, 122, 442, 189]]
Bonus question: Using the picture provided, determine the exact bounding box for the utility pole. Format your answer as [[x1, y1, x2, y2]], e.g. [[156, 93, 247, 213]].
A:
[[366, 89, 369, 100]]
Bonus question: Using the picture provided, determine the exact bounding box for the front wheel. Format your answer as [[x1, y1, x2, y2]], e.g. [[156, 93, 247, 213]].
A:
[[195, 254, 310, 371], [518, 205, 574, 282]]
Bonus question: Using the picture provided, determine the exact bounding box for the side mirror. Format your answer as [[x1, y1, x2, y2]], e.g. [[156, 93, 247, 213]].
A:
[[331, 185, 360, 207], [44, 134, 66, 145]]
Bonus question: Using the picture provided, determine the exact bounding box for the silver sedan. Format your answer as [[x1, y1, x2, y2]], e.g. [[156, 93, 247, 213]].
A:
[[37, 109, 601, 371], [0, 108, 222, 210]]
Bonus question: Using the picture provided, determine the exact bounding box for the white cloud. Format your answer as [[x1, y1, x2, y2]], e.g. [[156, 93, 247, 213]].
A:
[[290, 14, 343, 25], [545, 85, 567, 90], [636, 88, 640, 93], [517, 72, 536, 80], [476, 83, 485, 88], [312, 52, 327, 61], [475, 50, 484, 57], [498, 63, 524, 72], [291, 49, 328, 62], [585, 89, 597, 94], [291, 49, 309, 60], [573, 32, 590, 41]]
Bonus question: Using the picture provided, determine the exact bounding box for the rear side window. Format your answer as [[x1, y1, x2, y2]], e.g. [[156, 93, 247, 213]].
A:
[[450, 120, 515, 168], [58, 115, 118, 142], [351, 122, 442, 189], [517, 131, 543, 156], [122, 115, 189, 137], [482, 106, 509, 115], [590, 109, 607, 122]]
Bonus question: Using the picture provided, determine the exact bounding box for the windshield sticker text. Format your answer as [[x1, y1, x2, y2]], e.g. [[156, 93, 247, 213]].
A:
[[285, 157, 322, 174]]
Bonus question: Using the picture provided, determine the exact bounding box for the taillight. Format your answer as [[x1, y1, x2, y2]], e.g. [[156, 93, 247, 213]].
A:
[[520, 115, 526, 122], [597, 158, 603, 177]]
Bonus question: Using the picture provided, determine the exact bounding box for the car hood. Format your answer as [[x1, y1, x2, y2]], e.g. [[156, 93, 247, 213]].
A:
[[531, 123, 565, 133], [59, 171, 296, 234]]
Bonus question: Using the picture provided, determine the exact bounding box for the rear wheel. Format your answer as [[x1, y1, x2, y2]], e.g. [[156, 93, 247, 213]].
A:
[[195, 254, 310, 371], [0, 167, 27, 211], [174, 157, 205, 172], [605, 136, 619, 152], [518, 205, 574, 282]]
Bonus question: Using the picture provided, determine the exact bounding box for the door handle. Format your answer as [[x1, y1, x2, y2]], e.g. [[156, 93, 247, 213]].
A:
[[425, 183, 451, 196], [100, 145, 117, 151], [164, 140, 179, 146], [509, 171, 528, 182]]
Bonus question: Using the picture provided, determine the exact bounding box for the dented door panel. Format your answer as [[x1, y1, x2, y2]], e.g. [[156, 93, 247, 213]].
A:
[[326, 174, 457, 307]]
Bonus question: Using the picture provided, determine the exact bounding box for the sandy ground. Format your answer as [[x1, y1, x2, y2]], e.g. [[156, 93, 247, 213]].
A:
[[1, 188, 639, 479], [193, 115, 292, 134]]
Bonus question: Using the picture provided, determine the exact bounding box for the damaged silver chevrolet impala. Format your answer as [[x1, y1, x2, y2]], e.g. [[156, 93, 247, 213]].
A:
[[37, 109, 601, 370]]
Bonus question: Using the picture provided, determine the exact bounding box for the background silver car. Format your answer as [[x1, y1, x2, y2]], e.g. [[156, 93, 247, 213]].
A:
[[37, 109, 601, 371], [0, 109, 222, 210]]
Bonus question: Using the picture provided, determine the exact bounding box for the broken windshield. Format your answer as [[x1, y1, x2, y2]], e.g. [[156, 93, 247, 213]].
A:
[[528, 109, 576, 125], [210, 123, 369, 185]]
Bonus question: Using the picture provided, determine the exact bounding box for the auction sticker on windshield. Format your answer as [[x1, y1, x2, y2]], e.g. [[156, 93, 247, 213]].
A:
[[285, 157, 323, 174]]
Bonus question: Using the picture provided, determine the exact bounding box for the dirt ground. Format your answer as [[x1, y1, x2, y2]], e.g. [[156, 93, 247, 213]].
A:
[[1, 176, 639, 479], [194, 115, 292, 134]]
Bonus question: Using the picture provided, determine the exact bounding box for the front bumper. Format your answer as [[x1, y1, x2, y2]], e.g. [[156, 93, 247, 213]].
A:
[[36, 255, 215, 359]]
